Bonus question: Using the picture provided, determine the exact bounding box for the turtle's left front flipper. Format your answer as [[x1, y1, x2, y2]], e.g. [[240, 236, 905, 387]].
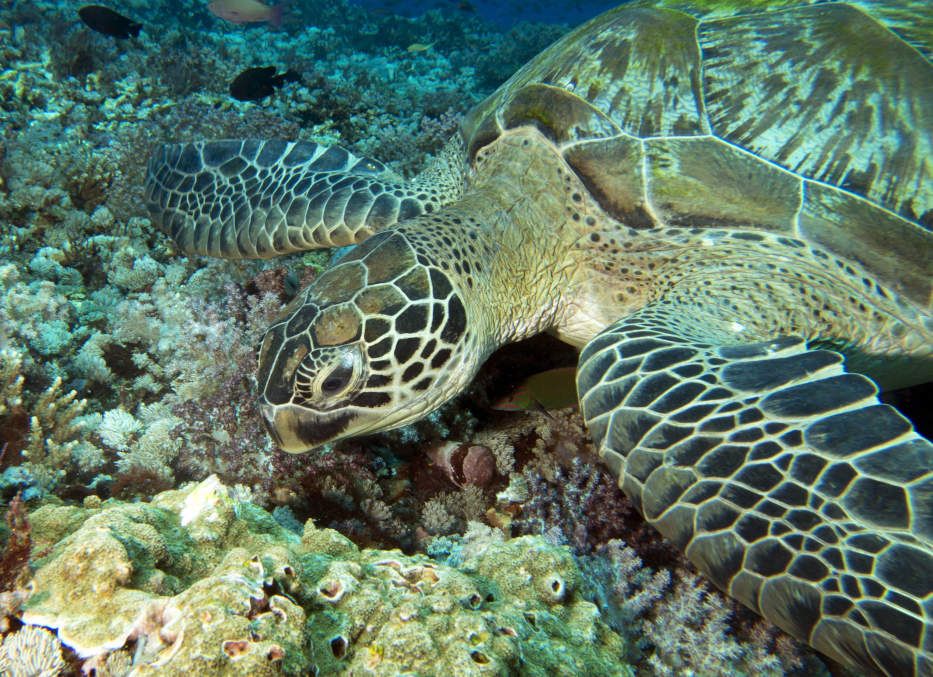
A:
[[577, 302, 933, 677], [144, 138, 464, 259]]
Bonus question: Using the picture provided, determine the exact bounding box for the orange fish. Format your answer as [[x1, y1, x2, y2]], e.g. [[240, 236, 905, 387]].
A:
[[208, 0, 284, 26], [492, 366, 578, 412]]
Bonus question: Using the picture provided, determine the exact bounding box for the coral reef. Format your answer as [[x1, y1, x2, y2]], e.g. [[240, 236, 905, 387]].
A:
[[20, 476, 633, 675], [0, 625, 66, 677], [0, 0, 571, 520]]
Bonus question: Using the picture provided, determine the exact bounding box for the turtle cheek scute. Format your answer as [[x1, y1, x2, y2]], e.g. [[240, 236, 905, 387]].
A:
[[259, 333, 309, 406]]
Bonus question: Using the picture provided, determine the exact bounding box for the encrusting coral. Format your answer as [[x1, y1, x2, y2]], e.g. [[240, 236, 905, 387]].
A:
[[20, 475, 634, 676]]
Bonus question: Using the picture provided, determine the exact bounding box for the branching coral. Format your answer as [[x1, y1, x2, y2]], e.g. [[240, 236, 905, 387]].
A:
[[1, 344, 91, 494], [164, 284, 281, 493], [0, 348, 25, 424], [643, 571, 784, 677], [19, 376, 87, 493], [580, 540, 671, 642], [272, 444, 407, 546], [420, 485, 487, 536], [511, 454, 635, 555]]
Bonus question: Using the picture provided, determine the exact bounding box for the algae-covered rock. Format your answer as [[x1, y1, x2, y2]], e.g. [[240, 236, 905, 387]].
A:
[[20, 476, 634, 676], [24, 503, 174, 656], [129, 548, 307, 677]]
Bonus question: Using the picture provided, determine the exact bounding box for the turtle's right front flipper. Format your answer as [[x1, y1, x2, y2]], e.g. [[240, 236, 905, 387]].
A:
[[577, 303, 933, 677], [144, 139, 461, 259]]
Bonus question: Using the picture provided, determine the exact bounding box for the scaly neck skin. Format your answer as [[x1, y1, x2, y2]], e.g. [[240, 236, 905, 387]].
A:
[[397, 128, 582, 355]]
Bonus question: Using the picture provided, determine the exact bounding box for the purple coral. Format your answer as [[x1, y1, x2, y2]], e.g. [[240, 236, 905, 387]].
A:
[[512, 456, 637, 554]]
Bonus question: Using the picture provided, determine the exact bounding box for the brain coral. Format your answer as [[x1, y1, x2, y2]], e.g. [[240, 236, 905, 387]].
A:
[[19, 476, 634, 676]]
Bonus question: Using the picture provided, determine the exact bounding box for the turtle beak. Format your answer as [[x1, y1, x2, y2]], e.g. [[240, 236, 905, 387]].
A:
[[259, 404, 285, 447], [259, 402, 353, 453]]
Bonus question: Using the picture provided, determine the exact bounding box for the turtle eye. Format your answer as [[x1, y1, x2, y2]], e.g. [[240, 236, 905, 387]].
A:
[[321, 366, 352, 396]]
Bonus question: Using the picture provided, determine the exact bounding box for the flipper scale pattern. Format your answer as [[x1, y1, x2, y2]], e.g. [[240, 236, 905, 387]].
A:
[[578, 304, 933, 677], [145, 139, 453, 258]]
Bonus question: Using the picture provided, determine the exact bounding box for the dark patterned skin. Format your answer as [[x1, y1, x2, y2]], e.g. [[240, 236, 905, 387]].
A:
[[145, 138, 465, 258], [577, 309, 933, 676]]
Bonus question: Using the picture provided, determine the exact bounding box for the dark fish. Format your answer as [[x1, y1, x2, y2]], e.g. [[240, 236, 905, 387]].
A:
[[78, 5, 142, 39], [229, 66, 301, 102]]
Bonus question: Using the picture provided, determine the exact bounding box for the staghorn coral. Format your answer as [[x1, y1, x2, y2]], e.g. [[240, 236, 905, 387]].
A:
[[0, 348, 25, 424], [0, 343, 92, 494], [19, 476, 635, 676]]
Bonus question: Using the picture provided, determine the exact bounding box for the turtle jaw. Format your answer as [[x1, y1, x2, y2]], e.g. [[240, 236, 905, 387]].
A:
[[260, 379, 468, 452], [260, 402, 359, 453]]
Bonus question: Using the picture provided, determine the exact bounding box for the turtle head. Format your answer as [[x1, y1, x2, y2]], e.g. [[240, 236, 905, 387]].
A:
[[257, 231, 479, 452]]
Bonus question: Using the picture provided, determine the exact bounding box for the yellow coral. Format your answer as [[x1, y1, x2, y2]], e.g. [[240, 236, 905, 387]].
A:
[[21, 476, 634, 676]]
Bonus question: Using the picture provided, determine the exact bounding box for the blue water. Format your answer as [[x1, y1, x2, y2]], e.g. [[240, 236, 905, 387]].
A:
[[349, 0, 619, 28]]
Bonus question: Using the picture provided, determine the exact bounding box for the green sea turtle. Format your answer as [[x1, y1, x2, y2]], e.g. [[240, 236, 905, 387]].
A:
[[145, 1, 933, 674]]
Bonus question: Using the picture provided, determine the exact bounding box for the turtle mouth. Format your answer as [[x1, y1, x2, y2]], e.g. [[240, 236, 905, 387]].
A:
[[260, 403, 354, 453]]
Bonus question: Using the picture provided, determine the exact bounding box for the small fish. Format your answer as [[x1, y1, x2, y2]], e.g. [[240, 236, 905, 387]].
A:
[[208, 0, 284, 26], [77, 5, 142, 39], [457, 1, 476, 12], [406, 42, 435, 54], [492, 366, 578, 412], [229, 66, 300, 102]]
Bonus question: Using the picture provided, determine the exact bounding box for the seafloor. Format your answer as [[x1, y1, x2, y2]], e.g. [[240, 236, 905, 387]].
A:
[[0, 0, 897, 674]]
